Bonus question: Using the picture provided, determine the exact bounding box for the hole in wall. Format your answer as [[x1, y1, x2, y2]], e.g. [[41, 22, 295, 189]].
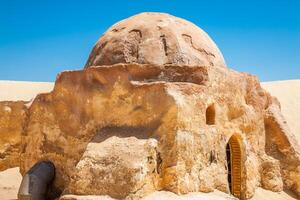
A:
[[206, 104, 216, 125]]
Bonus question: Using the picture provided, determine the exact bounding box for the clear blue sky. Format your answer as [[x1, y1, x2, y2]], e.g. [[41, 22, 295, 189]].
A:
[[0, 0, 299, 82]]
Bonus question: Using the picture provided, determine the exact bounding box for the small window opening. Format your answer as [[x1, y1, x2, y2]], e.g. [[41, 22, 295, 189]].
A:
[[206, 104, 216, 125]]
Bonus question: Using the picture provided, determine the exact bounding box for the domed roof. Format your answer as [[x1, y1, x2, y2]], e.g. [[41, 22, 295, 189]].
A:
[[85, 12, 226, 68]]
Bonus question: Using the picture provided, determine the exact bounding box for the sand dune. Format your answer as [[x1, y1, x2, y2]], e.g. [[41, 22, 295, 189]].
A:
[[0, 80, 299, 200], [0, 80, 54, 102], [262, 80, 300, 142]]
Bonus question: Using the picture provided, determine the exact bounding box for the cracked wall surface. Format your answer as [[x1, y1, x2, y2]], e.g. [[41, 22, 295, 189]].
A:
[[0, 13, 299, 200], [84, 13, 226, 68], [0, 64, 296, 199]]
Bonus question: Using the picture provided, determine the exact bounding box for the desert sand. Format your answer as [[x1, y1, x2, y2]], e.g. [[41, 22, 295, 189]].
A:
[[0, 79, 299, 200], [262, 80, 300, 142], [0, 80, 54, 102], [0, 167, 22, 200]]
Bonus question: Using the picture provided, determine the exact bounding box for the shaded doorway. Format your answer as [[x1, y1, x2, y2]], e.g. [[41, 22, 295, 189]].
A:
[[226, 135, 242, 199]]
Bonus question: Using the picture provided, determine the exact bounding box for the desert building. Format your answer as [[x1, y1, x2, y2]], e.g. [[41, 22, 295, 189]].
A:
[[0, 13, 299, 200]]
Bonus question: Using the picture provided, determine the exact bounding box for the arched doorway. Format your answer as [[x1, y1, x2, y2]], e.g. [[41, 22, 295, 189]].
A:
[[226, 135, 242, 199]]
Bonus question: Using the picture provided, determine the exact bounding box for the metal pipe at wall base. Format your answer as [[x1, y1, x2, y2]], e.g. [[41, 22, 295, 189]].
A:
[[18, 161, 55, 200]]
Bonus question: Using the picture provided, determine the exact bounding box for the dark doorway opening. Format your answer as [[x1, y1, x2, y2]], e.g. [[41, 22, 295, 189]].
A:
[[226, 143, 232, 192]]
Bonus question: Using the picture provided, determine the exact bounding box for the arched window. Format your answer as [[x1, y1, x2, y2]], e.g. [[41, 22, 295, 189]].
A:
[[206, 104, 215, 125]]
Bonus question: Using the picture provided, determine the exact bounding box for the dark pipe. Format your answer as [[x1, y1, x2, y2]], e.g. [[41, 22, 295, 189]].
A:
[[18, 161, 55, 200]]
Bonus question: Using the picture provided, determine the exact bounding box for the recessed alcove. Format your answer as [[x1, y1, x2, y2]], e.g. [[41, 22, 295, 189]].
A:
[[206, 104, 216, 125]]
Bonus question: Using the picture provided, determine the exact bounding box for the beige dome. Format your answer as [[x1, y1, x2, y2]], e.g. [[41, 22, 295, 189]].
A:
[[85, 12, 226, 68]]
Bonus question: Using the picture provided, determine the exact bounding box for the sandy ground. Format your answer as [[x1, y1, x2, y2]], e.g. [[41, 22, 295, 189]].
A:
[[0, 168, 22, 200], [61, 190, 234, 200], [0, 80, 299, 200]]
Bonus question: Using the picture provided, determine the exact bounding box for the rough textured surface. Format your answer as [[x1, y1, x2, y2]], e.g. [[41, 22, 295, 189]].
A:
[[260, 156, 283, 192], [262, 80, 300, 142], [1, 80, 299, 200], [9, 64, 299, 199], [264, 103, 300, 196], [67, 136, 159, 199], [0, 101, 27, 171], [0, 13, 299, 200], [0, 81, 54, 173], [85, 13, 226, 68]]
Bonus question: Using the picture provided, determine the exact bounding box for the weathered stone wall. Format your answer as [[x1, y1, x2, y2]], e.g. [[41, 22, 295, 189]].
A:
[[0, 12, 300, 200], [0, 101, 27, 171], [0, 64, 297, 199], [85, 13, 226, 68]]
